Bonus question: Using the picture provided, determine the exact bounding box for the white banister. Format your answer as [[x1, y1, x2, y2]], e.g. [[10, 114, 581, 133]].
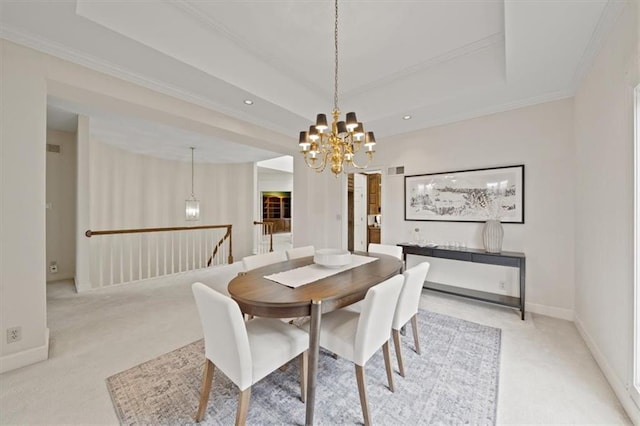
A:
[[85, 225, 233, 288]]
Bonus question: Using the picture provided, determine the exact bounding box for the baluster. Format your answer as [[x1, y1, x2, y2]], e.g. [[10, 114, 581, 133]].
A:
[[109, 235, 114, 285], [192, 230, 196, 270], [138, 233, 142, 281], [146, 233, 150, 279], [178, 232, 182, 272], [199, 230, 202, 268], [98, 238, 104, 287], [184, 231, 187, 272], [163, 232, 167, 276], [128, 234, 133, 282], [171, 232, 175, 274], [119, 234, 124, 284]]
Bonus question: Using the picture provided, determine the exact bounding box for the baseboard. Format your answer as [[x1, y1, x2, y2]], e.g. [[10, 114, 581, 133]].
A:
[[526, 301, 574, 321], [575, 316, 640, 424], [0, 328, 50, 374]]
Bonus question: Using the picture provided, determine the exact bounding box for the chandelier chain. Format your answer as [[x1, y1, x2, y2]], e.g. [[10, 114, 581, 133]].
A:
[[333, 0, 339, 111]]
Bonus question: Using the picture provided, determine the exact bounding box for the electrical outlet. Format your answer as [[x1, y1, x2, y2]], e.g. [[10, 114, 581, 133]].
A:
[[7, 326, 21, 344], [499, 281, 506, 290], [49, 262, 58, 273]]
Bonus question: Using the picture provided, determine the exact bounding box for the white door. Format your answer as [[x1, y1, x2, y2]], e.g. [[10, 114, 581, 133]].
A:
[[353, 173, 367, 251]]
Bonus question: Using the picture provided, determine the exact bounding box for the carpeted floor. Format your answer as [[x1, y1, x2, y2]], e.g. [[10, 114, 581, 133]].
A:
[[106, 310, 501, 425]]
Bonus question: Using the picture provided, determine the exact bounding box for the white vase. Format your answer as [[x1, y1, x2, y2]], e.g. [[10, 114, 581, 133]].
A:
[[482, 220, 503, 253]]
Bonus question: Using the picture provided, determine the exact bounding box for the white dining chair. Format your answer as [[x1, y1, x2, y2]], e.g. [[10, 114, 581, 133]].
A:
[[392, 261, 430, 377], [301, 275, 404, 426], [191, 282, 309, 424], [368, 243, 403, 260], [242, 251, 287, 271], [197, 262, 245, 296], [342, 243, 403, 314], [286, 245, 315, 260]]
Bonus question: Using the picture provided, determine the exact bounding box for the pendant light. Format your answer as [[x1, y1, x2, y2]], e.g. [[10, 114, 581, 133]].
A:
[[185, 147, 200, 221]]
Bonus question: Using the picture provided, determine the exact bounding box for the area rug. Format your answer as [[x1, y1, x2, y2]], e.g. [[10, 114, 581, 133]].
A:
[[106, 311, 501, 425]]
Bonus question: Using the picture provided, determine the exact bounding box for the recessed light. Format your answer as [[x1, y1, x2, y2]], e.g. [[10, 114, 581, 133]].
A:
[[403, 115, 412, 120], [243, 99, 254, 105]]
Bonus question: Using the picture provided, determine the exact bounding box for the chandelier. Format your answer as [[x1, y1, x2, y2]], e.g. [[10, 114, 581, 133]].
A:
[[298, 0, 376, 176], [185, 147, 200, 221]]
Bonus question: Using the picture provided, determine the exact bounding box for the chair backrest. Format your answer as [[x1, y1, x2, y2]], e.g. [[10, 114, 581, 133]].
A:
[[242, 251, 288, 271], [198, 262, 245, 296], [368, 243, 403, 260], [393, 262, 430, 330], [286, 245, 315, 260], [192, 282, 253, 390], [353, 274, 404, 365]]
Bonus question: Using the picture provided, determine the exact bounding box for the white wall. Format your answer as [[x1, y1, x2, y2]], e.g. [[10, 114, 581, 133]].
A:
[[379, 99, 576, 319], [292, 154, 345, 249], [89, 140, 255, 273], [46, 130, 76, 282], [257, 169, 293, 194], [75, 115, 91, 291], [0, 39, 292, 372], [0, 41, 49, 372], [573, 0, 639, 422]]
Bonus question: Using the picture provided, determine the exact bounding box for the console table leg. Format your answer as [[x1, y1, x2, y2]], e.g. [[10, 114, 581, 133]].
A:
[[520, 259, 526, 320]]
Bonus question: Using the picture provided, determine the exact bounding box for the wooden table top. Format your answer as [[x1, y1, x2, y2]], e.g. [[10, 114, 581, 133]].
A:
[[228, 252, 402, 318]]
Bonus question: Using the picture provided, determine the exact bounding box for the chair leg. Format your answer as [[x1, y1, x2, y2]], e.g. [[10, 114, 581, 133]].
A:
[[411, 314, 421, 355], [235, 387, 251, 426], [392, 329, 405, 377], [195, 359, 215, 422], [299, 351, 308, 402], [382, 341, 395, 392], [355, 365, 372, 426]]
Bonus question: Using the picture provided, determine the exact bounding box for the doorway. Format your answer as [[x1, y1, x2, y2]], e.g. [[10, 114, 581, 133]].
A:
[[45, 119, 78, 286], [348, 171, 382, 252], [256, 156, 293, 253]]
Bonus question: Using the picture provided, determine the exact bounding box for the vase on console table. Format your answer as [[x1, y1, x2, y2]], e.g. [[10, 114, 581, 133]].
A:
[[482, 220, 503, 253]]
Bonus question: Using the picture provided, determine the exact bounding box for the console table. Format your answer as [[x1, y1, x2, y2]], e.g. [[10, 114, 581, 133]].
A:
[[398, 243, 526, 320]]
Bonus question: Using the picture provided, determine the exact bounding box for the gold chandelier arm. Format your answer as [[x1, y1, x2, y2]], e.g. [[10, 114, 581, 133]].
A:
[[347, 152, 374, 171], [303, 151, 329, 173]]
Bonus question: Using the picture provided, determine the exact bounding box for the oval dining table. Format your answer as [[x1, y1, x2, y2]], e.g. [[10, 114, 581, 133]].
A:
[[228, 252, 403, 426]]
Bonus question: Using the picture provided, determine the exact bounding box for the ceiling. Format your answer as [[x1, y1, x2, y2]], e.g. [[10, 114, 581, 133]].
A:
[[1, 0, 622, 163]]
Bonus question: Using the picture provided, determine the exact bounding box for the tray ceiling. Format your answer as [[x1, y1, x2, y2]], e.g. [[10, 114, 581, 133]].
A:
[[1, 0, 620, 162]]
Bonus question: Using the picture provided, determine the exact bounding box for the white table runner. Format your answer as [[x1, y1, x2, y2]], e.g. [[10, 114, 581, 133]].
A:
[[264, 254, 378, 288]]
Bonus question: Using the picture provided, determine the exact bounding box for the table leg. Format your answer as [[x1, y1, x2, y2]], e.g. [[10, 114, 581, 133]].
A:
[[305, 300, 322, 426]]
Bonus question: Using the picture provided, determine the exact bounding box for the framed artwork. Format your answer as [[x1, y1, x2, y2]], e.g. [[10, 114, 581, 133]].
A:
[[404, 165, 525, 223]]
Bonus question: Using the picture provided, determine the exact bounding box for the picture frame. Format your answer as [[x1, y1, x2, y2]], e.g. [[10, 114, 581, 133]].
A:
[[404, 165, 525, 223]]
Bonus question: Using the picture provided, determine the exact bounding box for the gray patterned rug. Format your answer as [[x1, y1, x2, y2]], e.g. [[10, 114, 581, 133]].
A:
[[106, 311, 501, 425]]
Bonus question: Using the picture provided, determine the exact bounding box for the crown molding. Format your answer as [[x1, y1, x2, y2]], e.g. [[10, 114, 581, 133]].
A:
[[570, 0, 627, 92], [0, 25, 294, 136], [343, 32, 505, 100]]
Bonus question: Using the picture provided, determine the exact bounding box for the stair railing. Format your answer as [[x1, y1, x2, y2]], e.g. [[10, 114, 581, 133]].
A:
[[253, 220, 274, 253], [85, 224, 233, 287]]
